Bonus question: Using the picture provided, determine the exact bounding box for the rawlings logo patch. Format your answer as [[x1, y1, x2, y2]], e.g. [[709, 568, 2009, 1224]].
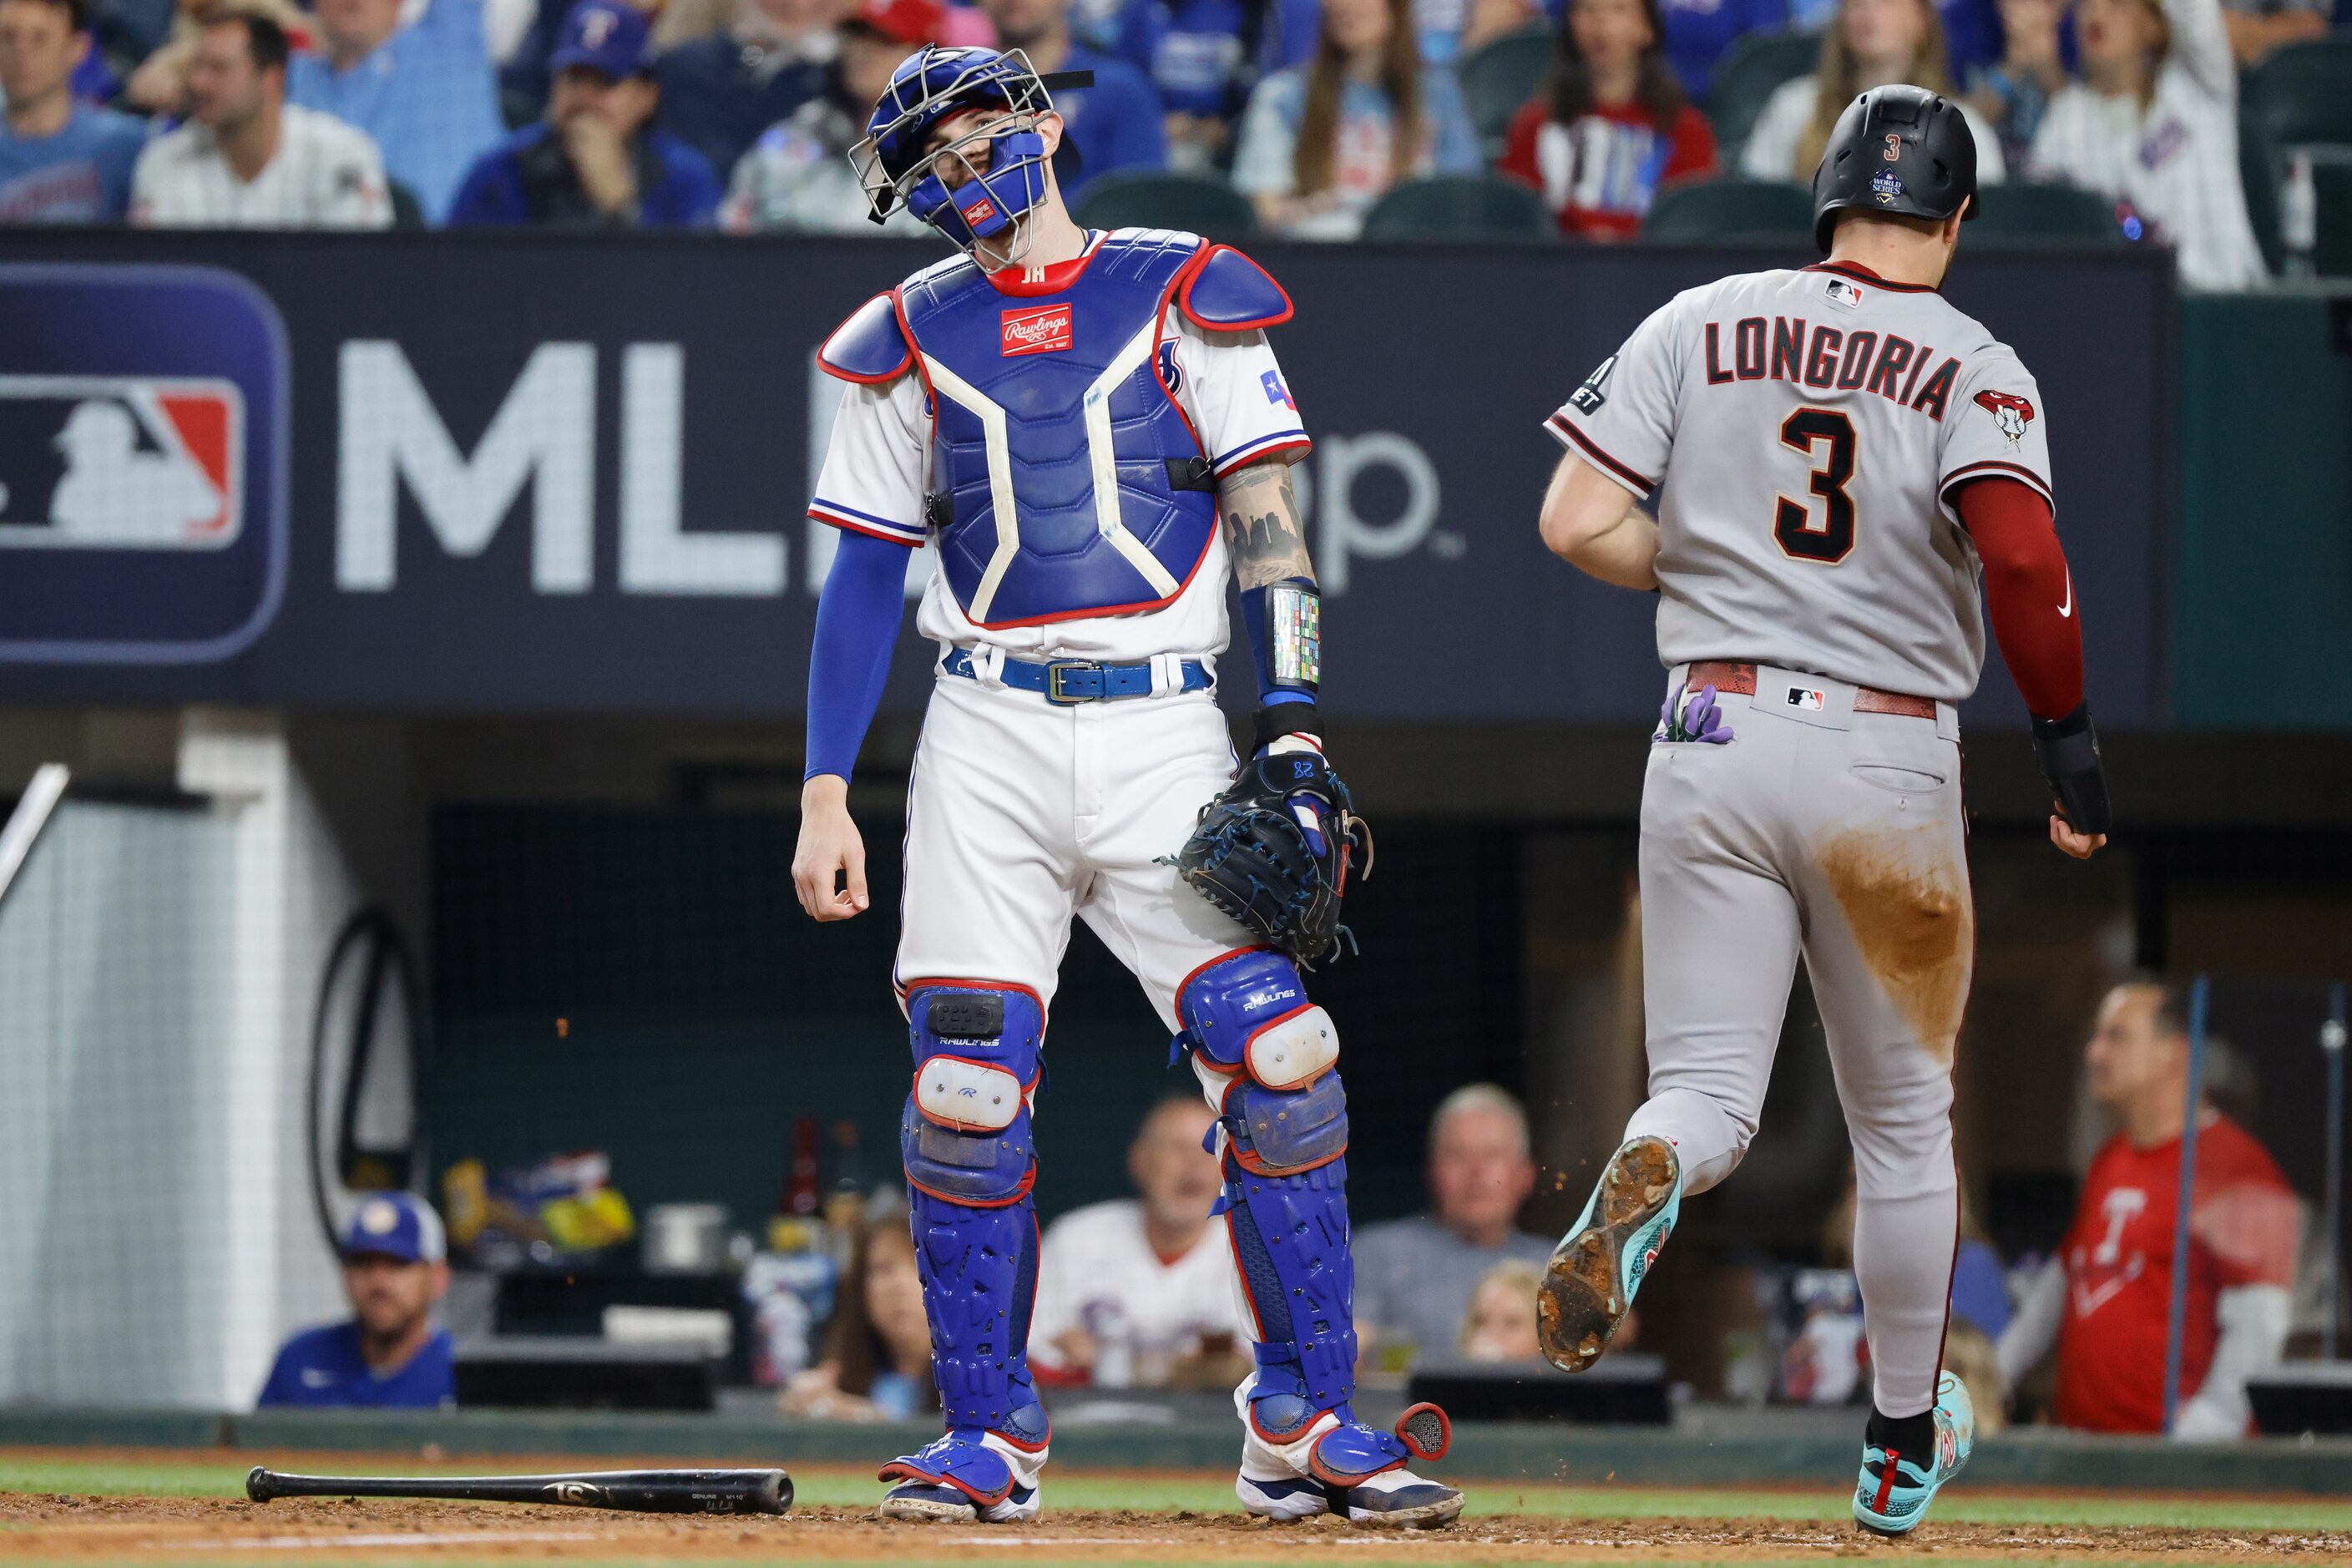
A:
[[1000, 302, 1072, 357]]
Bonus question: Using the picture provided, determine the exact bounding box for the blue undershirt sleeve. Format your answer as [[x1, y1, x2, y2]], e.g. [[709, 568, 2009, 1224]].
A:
[[803, 529, 911, 782]]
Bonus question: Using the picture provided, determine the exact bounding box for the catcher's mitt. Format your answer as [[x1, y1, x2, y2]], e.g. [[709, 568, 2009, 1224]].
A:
[[1167, 747, 1371, 965]]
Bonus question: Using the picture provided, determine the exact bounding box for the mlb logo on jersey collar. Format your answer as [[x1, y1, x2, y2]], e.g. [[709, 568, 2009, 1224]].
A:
[[1000, 302, 1072, 357]]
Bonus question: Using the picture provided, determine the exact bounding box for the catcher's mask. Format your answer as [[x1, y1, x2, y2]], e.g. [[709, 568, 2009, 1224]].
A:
[[852, 46, 1090, 262]]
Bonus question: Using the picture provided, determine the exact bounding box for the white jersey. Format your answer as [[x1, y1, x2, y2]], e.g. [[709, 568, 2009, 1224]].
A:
[[130, 104, 392, 230], [1550, 261, 2055, 701], [810, 235, 1312, 669], [1027, 1199, 1246, 1383], [2026, 0, 2265, 291]]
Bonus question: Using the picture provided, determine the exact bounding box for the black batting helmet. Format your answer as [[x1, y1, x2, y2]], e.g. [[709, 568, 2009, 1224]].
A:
[[1809, 83, 1977, 252]]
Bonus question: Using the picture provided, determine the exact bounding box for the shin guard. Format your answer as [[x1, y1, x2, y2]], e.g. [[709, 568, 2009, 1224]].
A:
[[900, 984, 1050, 1452]]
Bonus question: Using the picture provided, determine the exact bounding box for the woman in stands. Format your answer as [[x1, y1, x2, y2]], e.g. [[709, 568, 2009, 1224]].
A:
[[2026, 0, 2266, 290], [1229, 0, 1479, 238], [1498, 0, 1717, 240], [1738, 0, 2006, 185], [779, 1208, 938, 1421]]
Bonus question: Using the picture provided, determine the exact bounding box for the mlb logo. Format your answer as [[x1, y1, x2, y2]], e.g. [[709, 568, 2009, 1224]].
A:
[[1787, 686, 1826, 711], [1825, 278, 1864, 309], [0, 377, 244, 551], [1000, 302, 1072, 357], [0, 265, 286, 665]]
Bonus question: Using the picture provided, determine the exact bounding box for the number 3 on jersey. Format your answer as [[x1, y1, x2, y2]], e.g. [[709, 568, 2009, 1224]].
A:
[[1773, 408, 1856, 564]]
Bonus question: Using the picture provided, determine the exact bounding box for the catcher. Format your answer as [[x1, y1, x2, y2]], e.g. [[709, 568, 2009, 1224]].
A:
[[789, 45, 1458, 1528]]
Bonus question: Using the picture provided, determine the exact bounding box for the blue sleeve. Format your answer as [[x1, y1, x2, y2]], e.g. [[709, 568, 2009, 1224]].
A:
[[1266, 0, 1320, 69], [255, 1343, 297, 1407], [653, 143, 723, 228], [1102, 68, 1169, 175], [1424, 72, 1480, 175], [804, 529, 911, 782], [445, 152, 518, 225]]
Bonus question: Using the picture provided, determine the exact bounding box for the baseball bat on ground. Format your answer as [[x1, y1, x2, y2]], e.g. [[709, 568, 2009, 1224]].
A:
[[244, 1465, 792, 1515]]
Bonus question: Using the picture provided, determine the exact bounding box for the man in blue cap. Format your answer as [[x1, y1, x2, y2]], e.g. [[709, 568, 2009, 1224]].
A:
[[256, 1192, 456, 1409], [448, 0, 719, 227]]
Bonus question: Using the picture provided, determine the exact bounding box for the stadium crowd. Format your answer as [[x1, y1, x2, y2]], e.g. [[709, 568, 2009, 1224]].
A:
[[0, 0, 2339, 281], [261, 983, 2310, 1442]]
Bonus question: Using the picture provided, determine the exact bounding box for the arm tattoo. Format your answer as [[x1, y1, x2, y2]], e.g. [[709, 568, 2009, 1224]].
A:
[[1220, 460, 1316, 590]]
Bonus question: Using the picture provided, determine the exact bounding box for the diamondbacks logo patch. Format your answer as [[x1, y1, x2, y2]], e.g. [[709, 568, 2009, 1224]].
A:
[[1000, 302, 1072, 357], [1973, 390, 2036, 448]]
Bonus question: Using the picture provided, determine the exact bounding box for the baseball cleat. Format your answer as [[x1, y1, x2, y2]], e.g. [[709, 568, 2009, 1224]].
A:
[[877, 1432, 1044, 1524], [1540, 1135, 1682, 1373], [1237, 1401, 1462, 1528], [1853, 1371, 1975, 1535]]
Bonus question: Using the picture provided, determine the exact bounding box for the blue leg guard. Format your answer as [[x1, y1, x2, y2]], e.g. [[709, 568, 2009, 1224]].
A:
[[1176, 949, 1358, 1422], [894, 983, 1051, 1490]]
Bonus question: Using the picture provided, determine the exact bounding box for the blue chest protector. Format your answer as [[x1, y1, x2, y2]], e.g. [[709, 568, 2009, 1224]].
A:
[[900, 230, 1215, 629]]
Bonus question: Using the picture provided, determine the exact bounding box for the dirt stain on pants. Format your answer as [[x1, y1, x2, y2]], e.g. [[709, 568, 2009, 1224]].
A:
[[1815, 827, 1975, 1061]]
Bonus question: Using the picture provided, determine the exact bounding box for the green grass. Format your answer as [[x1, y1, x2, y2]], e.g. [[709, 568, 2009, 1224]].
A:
[[5, 1454, 2352, 1533]]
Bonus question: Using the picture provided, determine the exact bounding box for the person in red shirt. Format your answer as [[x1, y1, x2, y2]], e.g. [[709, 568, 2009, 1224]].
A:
[[1997, 980, 2299, 1438], [1496, 0, 1715, 240]]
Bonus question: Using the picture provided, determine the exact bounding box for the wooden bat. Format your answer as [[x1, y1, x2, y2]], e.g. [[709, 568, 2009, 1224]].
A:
[[244, 1465, 792, 1515]]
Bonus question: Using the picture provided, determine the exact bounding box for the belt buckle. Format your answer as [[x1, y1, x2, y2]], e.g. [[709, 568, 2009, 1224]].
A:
[[1044, 660, 1100, 705]]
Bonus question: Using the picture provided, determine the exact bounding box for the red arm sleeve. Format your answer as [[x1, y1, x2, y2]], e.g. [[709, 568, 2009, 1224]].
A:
[[1956, 477, 2083, 721]]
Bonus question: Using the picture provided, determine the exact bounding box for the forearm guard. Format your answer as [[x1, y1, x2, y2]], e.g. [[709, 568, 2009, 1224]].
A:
[[1240, 578, 1321, 750], [2031, 701, 2112, 836]]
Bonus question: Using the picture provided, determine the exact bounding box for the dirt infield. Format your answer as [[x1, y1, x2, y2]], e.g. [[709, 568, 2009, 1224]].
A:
[[6, 1492, 2352, 1565]]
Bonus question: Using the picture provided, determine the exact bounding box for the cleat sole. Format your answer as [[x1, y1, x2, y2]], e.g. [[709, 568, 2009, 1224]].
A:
[[1539, 1136, 1677, 1373]]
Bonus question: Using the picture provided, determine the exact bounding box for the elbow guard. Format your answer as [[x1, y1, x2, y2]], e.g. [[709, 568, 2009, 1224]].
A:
[[1241, 578, 1321, 748], [2031, 701, 2112, 836]]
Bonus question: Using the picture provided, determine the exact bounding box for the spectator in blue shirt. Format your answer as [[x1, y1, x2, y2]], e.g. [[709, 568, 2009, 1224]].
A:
[[982, 0, 1166, 197], [288, 0, 503, 222], [0, 0, 145, 221], [1117, 0, 1317, 171], [257, 1193, 457, 1410], [1651, 0, 1788, 101], [655, 0, 837, 188], [452, 0, 720, 225]]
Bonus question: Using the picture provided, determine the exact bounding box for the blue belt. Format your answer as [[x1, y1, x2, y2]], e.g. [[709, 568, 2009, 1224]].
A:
[[942, 647, 1211, 705]]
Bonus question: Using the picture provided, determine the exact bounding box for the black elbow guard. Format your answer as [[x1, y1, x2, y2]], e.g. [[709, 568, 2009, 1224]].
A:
[[2031, 702, 2112, 836]]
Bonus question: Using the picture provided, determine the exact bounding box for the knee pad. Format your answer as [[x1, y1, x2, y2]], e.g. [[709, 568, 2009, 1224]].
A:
[[902, 984, 1043, 1206], [1177, 948, 1346, 1175]]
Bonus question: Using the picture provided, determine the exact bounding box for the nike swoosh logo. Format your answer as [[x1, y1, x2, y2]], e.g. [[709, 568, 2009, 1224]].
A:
[[2057, 574, 2073, 618]]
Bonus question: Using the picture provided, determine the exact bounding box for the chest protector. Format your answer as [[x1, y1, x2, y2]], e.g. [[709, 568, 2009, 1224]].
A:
[[898, 231, 1215, 628]]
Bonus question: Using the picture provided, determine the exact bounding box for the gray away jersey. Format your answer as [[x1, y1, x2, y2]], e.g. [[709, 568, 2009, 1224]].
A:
[[1549, 263, 2055, 701]]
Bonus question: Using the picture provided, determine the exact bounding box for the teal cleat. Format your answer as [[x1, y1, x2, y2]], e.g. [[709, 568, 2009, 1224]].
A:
[[1853, 1372, 1975, 1535], [1538, 1136, 1682, 1373]]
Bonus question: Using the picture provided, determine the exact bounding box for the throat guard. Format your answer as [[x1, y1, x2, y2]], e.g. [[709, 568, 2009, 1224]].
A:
[[898, 230, 1219, 627]]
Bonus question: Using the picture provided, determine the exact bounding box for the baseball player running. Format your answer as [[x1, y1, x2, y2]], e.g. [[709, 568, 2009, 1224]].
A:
[[1532, 86, 2112, 1533], [790, 45, 1459, 1530]]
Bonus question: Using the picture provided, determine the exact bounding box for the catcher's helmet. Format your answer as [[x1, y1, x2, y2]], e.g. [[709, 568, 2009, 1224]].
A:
[[1809, 83, 1977, 252], [852, 46, 1057, 251]]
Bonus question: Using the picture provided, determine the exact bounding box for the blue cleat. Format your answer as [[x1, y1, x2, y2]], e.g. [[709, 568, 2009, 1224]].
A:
[[878, 1429, 1044, 1524], [1853, 1372, 1975, 1535], [1236, 1398, 1462, 1528], [1539, 1136, 1682, 1373]]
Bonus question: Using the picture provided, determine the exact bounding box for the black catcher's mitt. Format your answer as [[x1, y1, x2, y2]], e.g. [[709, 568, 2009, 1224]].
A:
[[1168, 748, 1371, 965]]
